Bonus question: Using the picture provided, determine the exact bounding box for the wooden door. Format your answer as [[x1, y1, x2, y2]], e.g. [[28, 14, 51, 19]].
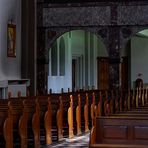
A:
[[97, 57, 109, 90], [121, 57, 128, 92]]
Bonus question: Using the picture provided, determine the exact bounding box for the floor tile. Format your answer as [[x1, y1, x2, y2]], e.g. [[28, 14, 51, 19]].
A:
[[44, 133, 90, 148]]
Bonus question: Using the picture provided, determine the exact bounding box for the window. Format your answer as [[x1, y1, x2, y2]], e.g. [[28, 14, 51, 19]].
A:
[[51, 42, 58, 76], [50, 37, 65, 76], [59, 37, 65, 76]]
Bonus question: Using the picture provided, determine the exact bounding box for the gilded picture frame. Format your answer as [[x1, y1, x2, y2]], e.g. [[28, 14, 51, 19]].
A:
[[7, 23, 16, 57]]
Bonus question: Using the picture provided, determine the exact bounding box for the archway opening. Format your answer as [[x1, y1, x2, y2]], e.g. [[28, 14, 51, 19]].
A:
[[121, 29, 148, 90], [48, 30, 108, 93]]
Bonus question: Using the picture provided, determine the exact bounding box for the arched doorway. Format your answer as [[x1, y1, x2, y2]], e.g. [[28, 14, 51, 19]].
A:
[[48, 30, 108, 93], [121, 29, 148, 90]]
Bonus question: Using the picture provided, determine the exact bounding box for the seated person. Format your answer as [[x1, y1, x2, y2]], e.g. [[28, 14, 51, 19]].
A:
[[135, 73, 143, 89]]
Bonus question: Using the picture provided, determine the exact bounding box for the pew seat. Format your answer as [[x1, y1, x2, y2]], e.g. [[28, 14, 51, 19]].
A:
[[93, 116, 148, 146], [90, 144, 148, 148]]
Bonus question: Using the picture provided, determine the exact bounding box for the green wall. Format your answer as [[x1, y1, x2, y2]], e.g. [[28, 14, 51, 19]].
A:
[[131, 35, 148, 87]]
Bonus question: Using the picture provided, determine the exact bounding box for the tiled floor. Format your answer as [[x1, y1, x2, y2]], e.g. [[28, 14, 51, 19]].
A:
[[45, 133, 90, 148]]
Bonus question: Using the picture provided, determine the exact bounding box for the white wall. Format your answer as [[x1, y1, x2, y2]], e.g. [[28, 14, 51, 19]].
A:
[[131, 36, 148, 87], [0, 0, 21, 80], [48, 32, 72, 93]]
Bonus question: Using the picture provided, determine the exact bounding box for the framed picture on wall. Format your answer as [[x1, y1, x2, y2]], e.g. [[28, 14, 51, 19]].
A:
[[7, 23, 16, 57]]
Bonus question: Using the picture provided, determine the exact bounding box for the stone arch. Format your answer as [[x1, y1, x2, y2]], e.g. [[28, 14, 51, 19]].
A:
[[45, 27, 109, 59], [47, 29, 108, 93], [120, 26, 148, 53], [120, 27, 148, 89]]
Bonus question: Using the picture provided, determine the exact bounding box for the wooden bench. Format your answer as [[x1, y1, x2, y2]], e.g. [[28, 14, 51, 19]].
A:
[[90, 143, 148, 148], [8, 98, 24, 148], [9, 96, 45, 148], [49, 94, 61, 142], [0, 89, 104, 147], [90, 116, 148, 147], [56, 96, 63, 141], [0, 100, 13, 148], [71, 93, 81, 136], [21, 98, 40, 148], [42, 97, 52, 145], [90, 87, 148, 148], [49, 93, 76, 139], [8, 96, 39, 147], [18, 99, 28, 148], [21, 95, 59, 146], [46, 93, 72, 141]]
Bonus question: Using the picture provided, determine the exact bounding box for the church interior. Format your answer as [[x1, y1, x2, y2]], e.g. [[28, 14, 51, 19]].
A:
[[0, 0, 148, 148]]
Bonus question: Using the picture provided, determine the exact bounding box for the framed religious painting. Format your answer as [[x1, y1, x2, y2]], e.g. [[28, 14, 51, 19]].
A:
[[7, 23, 16, 57]]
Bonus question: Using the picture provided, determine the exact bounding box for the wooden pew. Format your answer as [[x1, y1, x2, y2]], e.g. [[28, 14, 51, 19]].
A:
[[91, 92, 97, 127], [30, 98, 40, 148], [90, 144, 148, 148], [21, 98, 40, 148], [45, 92, 79, 142], [71, 92, 88, 136], [2, 89, 103, 147], [90, 87, 148, 148], [83, 93, 89, 133], [46, 93, 73, 141], [44, 97, 52, 145], [0, 100, 13, 148], [8, 98, 24, 148], [49, 92, 85, 141], [11, 95, 51, 147], [68, 95, 74, 138], [32, 95, 59, 146], [72, 91, 91, 134], [20, 95, 58, 146], [9, 96, 46, 148], [76, 94, 82, 135], [71, 93, 83, 136], [90, 116, 148, 148], [48, 94, 64, 142], [74, 92, 90, 133], [87, 91, 96, 129], [50, 93, 74, 139], [48, 95, 64, 142], [19, 100, 28, 148], [56, 96, 63, 141]]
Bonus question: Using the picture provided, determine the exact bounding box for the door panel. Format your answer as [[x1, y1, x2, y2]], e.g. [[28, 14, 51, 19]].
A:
[[121, 57, 128, 91], [97, 57, 109, 90]]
